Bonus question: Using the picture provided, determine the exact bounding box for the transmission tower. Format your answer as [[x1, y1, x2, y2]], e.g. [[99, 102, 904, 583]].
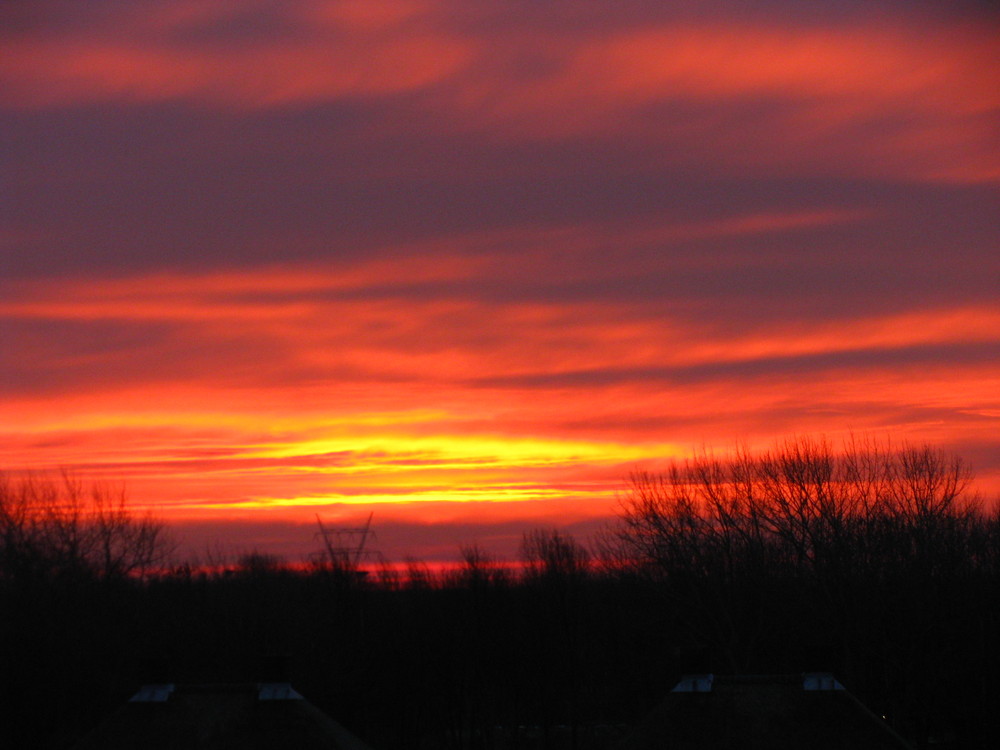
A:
[[314, 511, 380, 570]]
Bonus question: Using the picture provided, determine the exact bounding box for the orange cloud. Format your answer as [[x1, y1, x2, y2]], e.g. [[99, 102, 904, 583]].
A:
[[3, 5, 996, 181], [0, 21, 471, 108], [556, 25, 999, 181], [2, 3, 998, 557], [2, 241, 997, 531], [578, 25, 997, 107], [3, 253, 996, 383]]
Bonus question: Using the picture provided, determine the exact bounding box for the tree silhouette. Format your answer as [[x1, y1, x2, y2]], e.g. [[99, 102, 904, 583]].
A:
[[0, 470, 172, 581], [604, 436, 995, 743]]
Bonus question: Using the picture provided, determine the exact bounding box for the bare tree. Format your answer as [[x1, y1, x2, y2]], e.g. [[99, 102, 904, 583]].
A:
[[455, 543, 509, 588], [604, 436, 984, 674], [521, 528, 591, 582], [611, 436, 978, 575], [0, 471, 172, 581]]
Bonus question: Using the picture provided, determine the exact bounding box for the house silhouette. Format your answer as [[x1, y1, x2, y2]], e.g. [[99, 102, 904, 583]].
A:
[[616, 673, 913, 750], [72, 682, 374, 750]]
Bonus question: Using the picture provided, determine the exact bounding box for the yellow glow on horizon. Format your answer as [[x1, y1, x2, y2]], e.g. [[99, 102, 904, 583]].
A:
[[1, 265, 996, 522], [187, 485, 600, 510], [239, 433, 678, 468]]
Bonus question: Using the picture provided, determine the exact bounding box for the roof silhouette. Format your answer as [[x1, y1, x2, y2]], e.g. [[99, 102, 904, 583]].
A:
[[617, 673, 913, 750], [72, 682, 374, 750]]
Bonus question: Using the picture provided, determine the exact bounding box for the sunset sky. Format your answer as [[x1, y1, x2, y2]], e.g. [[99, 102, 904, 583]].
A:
[[2, 0, 998, 562]]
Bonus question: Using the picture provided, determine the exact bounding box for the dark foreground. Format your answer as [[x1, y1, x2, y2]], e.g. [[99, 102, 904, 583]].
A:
[[3, 442, 999, 749], [3, 543, 998, 750]]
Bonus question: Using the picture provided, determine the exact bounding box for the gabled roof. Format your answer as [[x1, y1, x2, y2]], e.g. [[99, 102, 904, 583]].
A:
[[73, 682, 374, 750], [618, 673, 912, 750]]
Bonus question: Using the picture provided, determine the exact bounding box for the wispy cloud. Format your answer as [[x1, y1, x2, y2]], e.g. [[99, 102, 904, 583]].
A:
[[4, 2, 996, 182]]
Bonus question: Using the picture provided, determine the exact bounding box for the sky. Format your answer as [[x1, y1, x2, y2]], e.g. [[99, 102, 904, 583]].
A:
[[2, 0, 998, 563]]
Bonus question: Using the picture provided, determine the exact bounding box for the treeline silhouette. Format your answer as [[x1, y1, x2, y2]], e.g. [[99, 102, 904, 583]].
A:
[[1, 437, 998, 749]]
